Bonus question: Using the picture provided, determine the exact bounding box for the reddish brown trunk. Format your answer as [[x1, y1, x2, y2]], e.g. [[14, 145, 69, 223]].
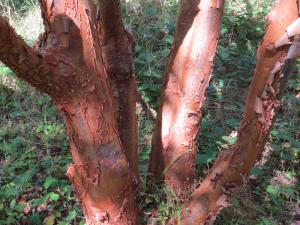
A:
[[98, 0, 139, 180], [175, 0, 299, 224], [0, 16, 58, 97], [150, 0, 224, 195], [61, 96, 138, 224], [0, 0, 139, 223]]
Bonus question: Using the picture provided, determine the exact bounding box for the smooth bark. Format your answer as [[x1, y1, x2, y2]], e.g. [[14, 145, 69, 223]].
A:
[[175, 0, 299, 224], [150, 0, 224, 195]]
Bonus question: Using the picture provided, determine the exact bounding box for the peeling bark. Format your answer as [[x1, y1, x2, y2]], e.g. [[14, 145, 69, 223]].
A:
[[150, 0, 224, 195], [0, 16, 59, 97], [2, 0, 298, 224], [0, 0, 139, 223], [175, 0, 299, 224], [98, 0, 139, 180]]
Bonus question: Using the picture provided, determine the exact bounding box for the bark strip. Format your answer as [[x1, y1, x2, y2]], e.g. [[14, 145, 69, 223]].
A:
[[150, 0, 224, 195], [175, 0, 299, 224]]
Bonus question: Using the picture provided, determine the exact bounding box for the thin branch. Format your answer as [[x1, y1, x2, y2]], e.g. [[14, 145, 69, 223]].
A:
[[137, 91, 157, 120]]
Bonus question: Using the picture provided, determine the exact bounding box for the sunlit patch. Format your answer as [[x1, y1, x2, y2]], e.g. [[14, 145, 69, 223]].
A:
[[0, 72, 20, 92]]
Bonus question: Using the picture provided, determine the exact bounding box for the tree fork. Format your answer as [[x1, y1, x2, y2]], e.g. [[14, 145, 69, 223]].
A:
[[0, 16, 57, 96], [150, 0, 224, 196], [1, 0, 140, 223], [175, 0, 299, 224]]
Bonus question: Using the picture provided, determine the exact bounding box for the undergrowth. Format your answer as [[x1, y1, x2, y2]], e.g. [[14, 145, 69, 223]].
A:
[[0, 0, 299, 224]]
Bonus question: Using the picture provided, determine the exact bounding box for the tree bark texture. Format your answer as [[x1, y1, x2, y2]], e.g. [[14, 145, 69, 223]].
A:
[[98, 0, 139, 180], [175, 0, 299, 224], [0, 0, 139, 224], [150, 0, 224, 195]]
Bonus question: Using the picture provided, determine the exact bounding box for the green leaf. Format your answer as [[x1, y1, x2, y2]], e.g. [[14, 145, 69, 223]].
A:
[[228, 136, 237, 145], [79, 220, 86, 225], [9, 199, 16, 208], [196, 150, 217, 166], [0, 66, 14, 76], [43, 176, 57, 190], [0, 202, 4, 211], [277, 131, 294, 142], [146, 7, 158, 17], [138, 83, 160, 92], [15, 169, 35, 186], [281, 152, 294, 161], [222, 135, 237, 145], [27, 215, 42, 224], [67, 210, 77, 220], [266, 185, 279, 198], [221, 27, 229, 35], [49, 192, 60, 201], [251, 167, 264, 176], [15, 203, 26, 212], [55, 211, 62, 218], [165, 35, 173, 44], [33, 195, 49, 207], [271, 130, 278, 137], [261, 217, 277, 225], [225, 118, 239, 127], [292, 140, 300, 149], [4, 186, 19, 197]]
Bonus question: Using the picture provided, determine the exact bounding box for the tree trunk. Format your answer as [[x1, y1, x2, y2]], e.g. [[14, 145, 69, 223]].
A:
[[175, 0, 299, 224], [0, 0, 139, 223], [98, 0, 139, 180], [62, 96, 138, 225], [150, 0, 224, 195]]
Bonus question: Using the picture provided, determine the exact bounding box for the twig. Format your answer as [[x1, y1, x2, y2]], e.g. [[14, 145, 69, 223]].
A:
[[137, 91, 157, 120]]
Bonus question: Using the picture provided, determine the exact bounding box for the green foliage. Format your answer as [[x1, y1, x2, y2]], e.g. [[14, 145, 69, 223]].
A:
[[0, 65, 80, 223], [0, 0, 36, 15], [137, 179, 180, 224], [123, 0, 177, 108]]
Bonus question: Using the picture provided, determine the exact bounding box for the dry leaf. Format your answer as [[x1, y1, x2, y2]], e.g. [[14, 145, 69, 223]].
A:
[[282, 142, 291, 148], [44, 215, 55, 225]]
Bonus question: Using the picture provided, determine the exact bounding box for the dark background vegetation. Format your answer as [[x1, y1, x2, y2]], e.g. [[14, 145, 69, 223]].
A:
[[0, 0, 299, 224]]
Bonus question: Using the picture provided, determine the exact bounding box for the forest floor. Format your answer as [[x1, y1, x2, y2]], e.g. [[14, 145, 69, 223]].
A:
[[0, 0, 299, 224]]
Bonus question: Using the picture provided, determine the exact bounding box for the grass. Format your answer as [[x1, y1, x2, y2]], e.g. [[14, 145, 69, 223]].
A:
[[0, 0, 299, 224]]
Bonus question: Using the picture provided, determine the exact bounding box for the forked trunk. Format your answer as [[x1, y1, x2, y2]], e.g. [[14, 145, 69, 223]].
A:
[[150, 0, 224, 195], [2, 0, 299, 224], [0, 0, 139, 223], [175, 0, 299, 224]]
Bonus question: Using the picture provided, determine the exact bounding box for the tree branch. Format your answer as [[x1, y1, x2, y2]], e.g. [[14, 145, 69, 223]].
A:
[[0, 16, 53, 94], [173, 0, 299, 224], [137, 91, 157, 120], [97, 0, 139, 178], [150, 0, 224, 195], [97, 0, 125, 41]]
